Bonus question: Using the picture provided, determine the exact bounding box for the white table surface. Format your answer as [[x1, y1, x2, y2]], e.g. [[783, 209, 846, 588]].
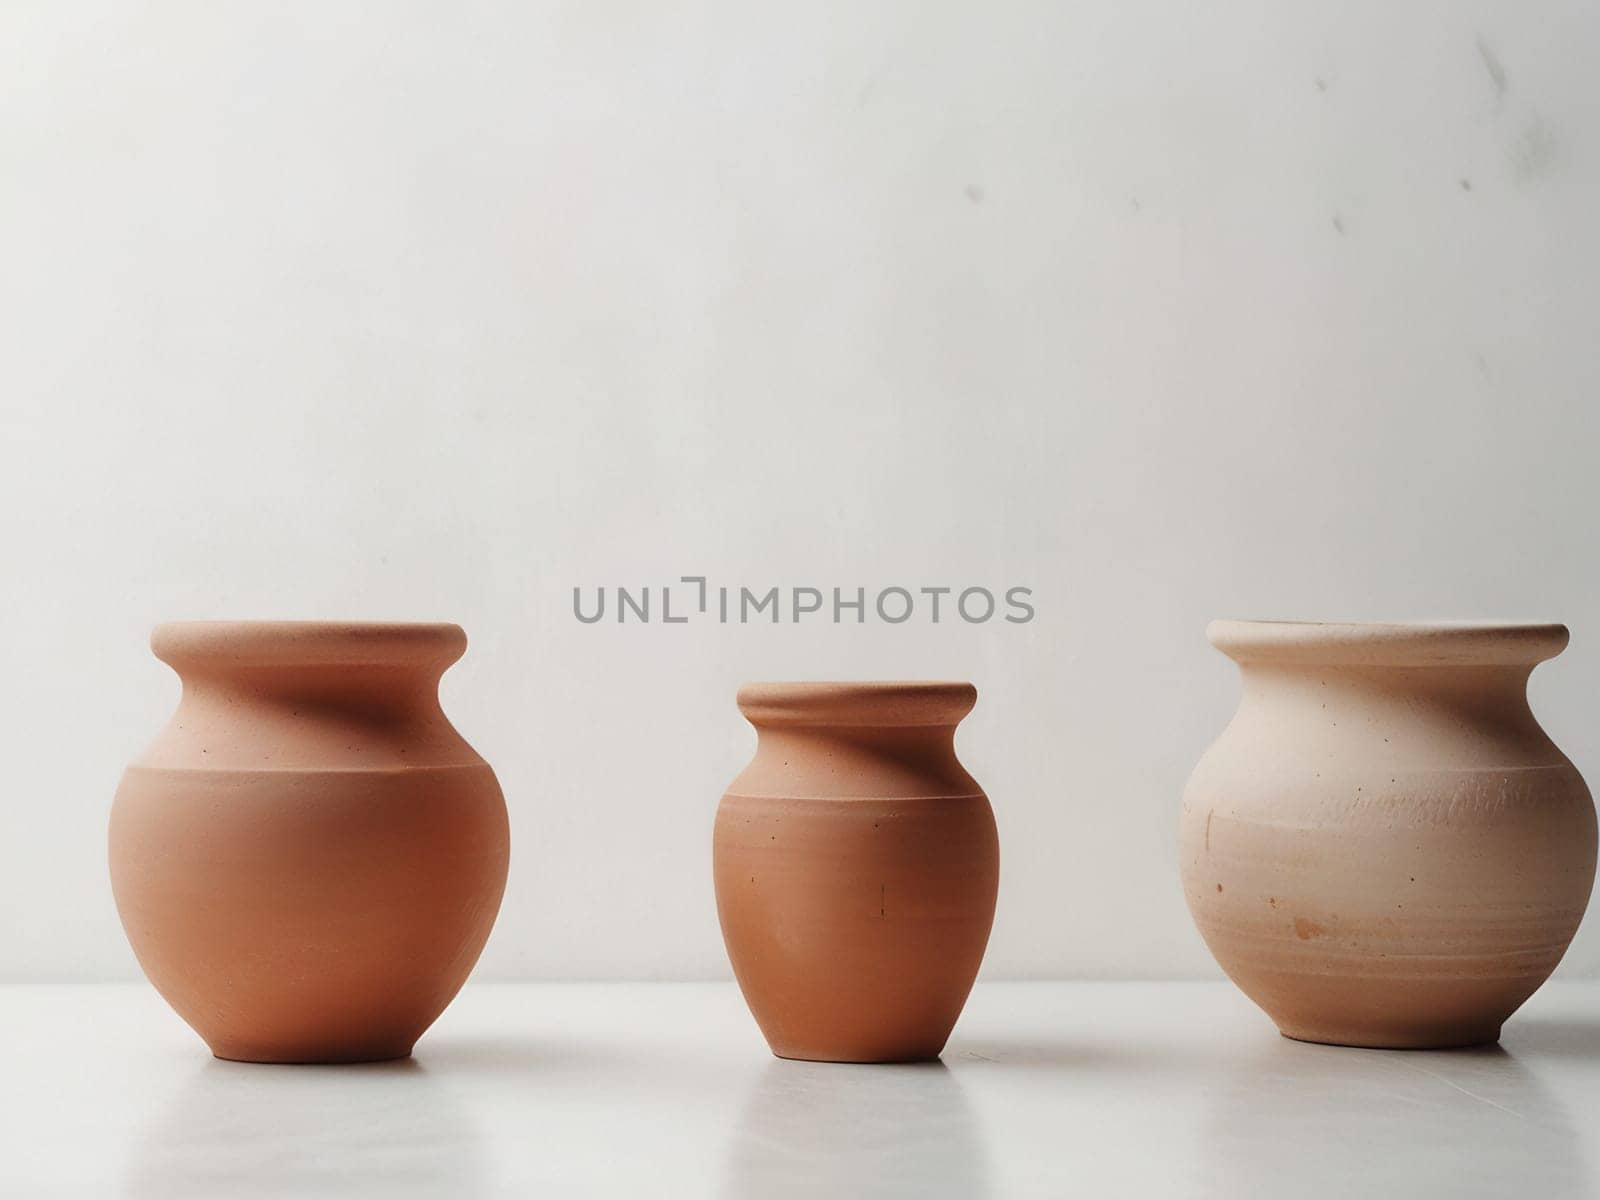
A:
[[3, 980, 1596, 1198]]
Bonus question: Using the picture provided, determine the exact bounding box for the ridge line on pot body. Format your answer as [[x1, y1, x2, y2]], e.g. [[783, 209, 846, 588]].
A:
[[714, 681, 999, 1063], [1181, 619, 1596, 1049], [723, 790, 989, 802], [110, 621, 510, 1064]]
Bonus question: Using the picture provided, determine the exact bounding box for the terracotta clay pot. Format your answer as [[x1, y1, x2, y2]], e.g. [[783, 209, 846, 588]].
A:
[[1181, 620, 1596, 1048], [714, 681, 999, 1062], [110, 622, 510, 1063]]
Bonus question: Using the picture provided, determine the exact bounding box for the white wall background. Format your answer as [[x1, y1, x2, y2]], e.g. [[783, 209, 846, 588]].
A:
[[3, 0, 1598, 982]]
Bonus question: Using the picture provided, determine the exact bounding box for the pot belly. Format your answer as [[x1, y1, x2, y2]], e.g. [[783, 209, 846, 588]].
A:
[[110, 763, 509, 1062], [1180, 763, 1596, 1048], [714, 791, 998, 1062]]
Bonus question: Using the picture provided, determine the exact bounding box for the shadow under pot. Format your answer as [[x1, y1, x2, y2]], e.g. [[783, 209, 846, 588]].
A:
[[109, 621, 510, 1063], [1181, 619, 1597, 1049], [714, 681, 1000, 1063]]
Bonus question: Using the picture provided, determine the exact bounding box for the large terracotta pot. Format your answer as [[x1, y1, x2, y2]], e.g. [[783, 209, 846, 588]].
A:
[[110, 622, 510, 1063], [714, 681, 999, 1062], [1181, 619, 1596, 1048]]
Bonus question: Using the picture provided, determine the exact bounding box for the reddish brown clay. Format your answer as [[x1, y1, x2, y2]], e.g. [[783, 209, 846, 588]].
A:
[[714, 682, 999, 1063], [1181, 620, 1596, 1049], [110, 622, 510, 1063]]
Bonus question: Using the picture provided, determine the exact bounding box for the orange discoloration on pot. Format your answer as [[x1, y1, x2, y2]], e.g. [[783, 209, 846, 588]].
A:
[[1181, 620, 1595, 1049], [714, 682, 999, 1063], [110, 622, 509, 1063]]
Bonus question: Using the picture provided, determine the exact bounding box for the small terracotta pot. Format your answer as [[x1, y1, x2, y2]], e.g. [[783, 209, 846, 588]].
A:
[[110, 622, 510, 1063], [1181, 619, 1596, 1048], [714, 681, 999, 1062]]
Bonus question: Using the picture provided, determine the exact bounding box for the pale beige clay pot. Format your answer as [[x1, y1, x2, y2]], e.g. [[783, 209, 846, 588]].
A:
[[110, 622, 510, 1063], [1181, 620, 1596, 1048], [714, 682, 999, 1062]]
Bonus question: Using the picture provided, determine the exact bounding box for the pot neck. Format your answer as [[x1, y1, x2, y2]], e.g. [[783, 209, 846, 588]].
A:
[[1234, 660, 1541, 723], [730, 722, 980, 800], [1238, 658, 1535, 693], [1225, 660, 1567, 770], [727, 681, 982, 799], [172, 661, 448, 711], [1209, 621, 1566, 751], [135, 624, 482, 771]]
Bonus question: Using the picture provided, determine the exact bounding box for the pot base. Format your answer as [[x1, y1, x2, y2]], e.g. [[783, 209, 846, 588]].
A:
[[771, 1046, 945, 1065], [1276, 1023, 1502, 1051], [209, 1042, 416, 1065]]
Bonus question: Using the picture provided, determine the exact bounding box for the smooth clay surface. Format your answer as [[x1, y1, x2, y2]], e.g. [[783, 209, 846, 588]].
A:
[[714, 682, 999, 1062], [109, 622, 510, 1063], [1181, 620, 1597, 1048]]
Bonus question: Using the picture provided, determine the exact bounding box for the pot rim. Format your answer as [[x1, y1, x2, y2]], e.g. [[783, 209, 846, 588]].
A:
[[1207, 618, 1569, 667], [151, 621, 468, 669], [736, 680, 977, 727]]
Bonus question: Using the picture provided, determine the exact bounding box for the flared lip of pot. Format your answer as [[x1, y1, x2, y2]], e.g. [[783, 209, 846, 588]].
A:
[[1207, 619, 1569, 668], [150, 621, 468, 670], [736, 680, 978, 727]]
